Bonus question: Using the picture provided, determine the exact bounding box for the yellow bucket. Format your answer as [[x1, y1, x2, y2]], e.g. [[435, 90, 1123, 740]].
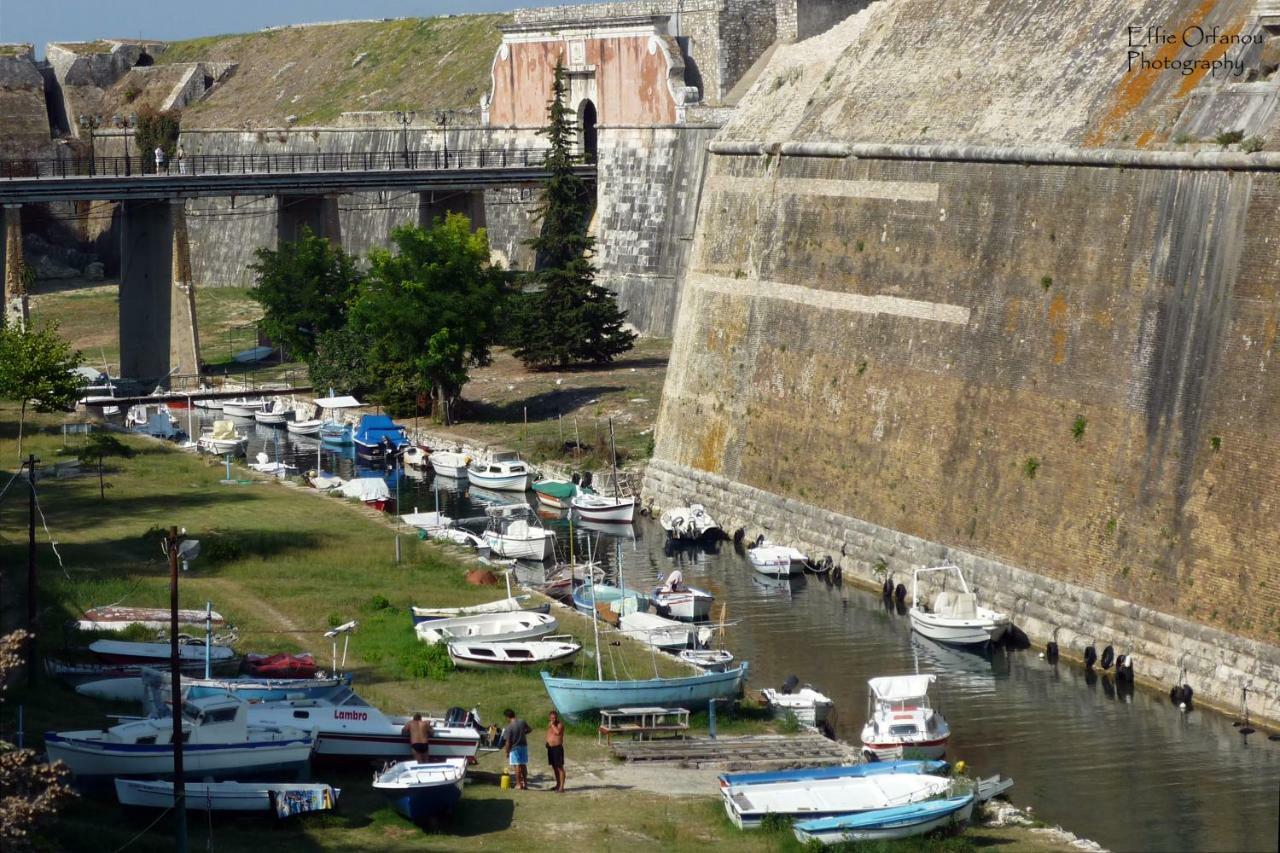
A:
[[500, 771, 511, 790]]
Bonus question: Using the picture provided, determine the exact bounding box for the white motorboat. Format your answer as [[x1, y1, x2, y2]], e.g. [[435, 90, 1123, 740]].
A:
[[570, 491, 636, 523], [253, 397, 292, 425], [90, 639, 237, 667], [374, 758, 467, 824], [241, 687, 481, 762], [314, 394, 362, 444], [75, 606, 225, 633], [659, 503, 721, 540], [414, 611, 559, 645], [748, 539, 807, 577], [679, 648, 735, 671], [248, 451, 297, 477], [908, 565, 1011, 646], [86, 668, 347, 707], [429, 449, 471, 478], [482, 504, 556, 561], [128, 404, 181, 439], [45, 694, 314, 780], [401, 509, 454, 533], [447, 639, 581, 670], [410, 595, 532, 624], [650, 571, 713, 621], [115, 779, 340, 816], [722, 768, 954, 830], [466, 449, 533, 491], [402, 445, 430, 468], [762, 684, 835, 728], [859, 675, 951, 761], [287, 405, 322, 435], [619, 611, 712, 652], [197, 420, 247, 456], [221, 398, 266, 418]]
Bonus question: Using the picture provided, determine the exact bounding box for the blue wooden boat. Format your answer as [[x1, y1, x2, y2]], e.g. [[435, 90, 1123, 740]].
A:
[[719, 760, 948, 788], [373, 758, 466, 824], [793, 793, 975, 845], [352, 414, 410, 461], [571, 581, 649, 620], [540, 663, 748, 719]]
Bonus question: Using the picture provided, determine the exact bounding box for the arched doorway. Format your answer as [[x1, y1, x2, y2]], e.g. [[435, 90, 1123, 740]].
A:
[[578, 99, 597, 162]]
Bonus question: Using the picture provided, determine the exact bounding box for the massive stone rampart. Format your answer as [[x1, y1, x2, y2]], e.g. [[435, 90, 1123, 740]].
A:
[[646, 0, 1280, 719]]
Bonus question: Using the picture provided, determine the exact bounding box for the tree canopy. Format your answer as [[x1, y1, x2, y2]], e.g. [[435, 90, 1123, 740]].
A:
[[0, 321, 84, 460], [510, 60, 635, 369], [344, 214, 507, 422], [249, 227, 363, 360]]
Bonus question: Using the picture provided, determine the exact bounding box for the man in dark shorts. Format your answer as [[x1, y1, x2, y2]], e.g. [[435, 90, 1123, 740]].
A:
[[545, 709, 566, 792], [502, 708, 532, 790], [402, 712, 432, 763]]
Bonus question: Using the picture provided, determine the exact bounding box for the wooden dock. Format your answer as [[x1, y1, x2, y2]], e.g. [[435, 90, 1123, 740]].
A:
[[610, 732, 860, 769]]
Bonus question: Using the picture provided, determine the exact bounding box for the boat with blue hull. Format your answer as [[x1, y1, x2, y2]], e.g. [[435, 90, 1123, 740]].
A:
[[540, 663, 749, 720], [793, 794, 976, 845], [719, 760, 949, 788], [373, 758, 467, 824], [352, 414, 410, 461], [571, 581, 649, 620]]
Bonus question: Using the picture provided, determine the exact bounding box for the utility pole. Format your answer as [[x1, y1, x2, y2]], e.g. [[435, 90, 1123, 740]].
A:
[[26, 454, 36, 686], [167, 526, 188, 853]]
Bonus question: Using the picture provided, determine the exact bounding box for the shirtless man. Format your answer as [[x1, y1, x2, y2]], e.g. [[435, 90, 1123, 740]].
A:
[[545, 710, 566, 792], [402, 712, 432, 763]]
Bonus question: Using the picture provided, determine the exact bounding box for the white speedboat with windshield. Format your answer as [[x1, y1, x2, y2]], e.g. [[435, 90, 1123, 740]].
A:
[[481, 503, 556, 560], [908, 565, 1010, 647], [859, 674, 950, 761], [467, 449, 534, 491]]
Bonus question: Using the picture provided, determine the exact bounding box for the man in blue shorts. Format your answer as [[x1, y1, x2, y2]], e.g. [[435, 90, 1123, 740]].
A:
[[502, 708, 532, 790]]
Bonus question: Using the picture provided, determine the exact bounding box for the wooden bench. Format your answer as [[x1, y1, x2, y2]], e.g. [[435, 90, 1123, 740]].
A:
[[597, 706, 690, 745]]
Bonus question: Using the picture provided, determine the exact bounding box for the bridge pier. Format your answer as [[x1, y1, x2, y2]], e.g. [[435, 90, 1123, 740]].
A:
[[418, 190, 487, 231], [278, 194, 342, 245], [119, 200, 174, 384], [3, 204, 29, 329], [170, 201, 201, 381]]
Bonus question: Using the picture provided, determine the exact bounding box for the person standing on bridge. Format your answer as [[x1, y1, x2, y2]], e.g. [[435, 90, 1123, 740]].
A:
[[154, 145, 166, 174], [176, 143, 186, 175]]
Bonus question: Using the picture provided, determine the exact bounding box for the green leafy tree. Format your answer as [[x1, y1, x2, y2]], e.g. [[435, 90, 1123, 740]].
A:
[[0, 321, 84, 460], [308, 326, 374, 400], [345, 214, 507, 423], [511, 59, 635, 369], [249, 227, 363, 360], [134, 105, 181, 174], [77, 432, 134, 501]]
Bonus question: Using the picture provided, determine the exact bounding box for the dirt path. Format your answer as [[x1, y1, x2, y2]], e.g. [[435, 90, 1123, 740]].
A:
[[200, 576, 311, 646]]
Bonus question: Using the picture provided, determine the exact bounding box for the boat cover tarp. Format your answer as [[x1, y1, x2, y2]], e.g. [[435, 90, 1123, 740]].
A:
[[211, 420, 238, 440], [314, 396, 363, 409], [340, 478, 391, 502], [868, 674, 936, 702], [532, 480, 577, 499]]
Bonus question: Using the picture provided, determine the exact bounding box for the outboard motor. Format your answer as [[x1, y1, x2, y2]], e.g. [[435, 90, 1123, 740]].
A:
[[571, 472, 581, 485], [755, 533, 766, 548], [781, 674, 800, 695], [581, 471, 593, 490]]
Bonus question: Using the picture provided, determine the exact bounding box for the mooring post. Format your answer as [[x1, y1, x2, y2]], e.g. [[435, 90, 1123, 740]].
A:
[[708, 698, 718, 740]]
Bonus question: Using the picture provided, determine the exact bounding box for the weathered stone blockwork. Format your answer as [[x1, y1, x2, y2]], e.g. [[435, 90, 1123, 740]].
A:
[[647, 149, 1280, 718]]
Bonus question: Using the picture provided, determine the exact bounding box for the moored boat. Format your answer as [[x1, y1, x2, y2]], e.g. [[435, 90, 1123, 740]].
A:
[[447, 639, 581, 670], [659, 503, 721, 540], [718, 760, 949, 789], [570, 490, 636, 523], [859, 675, 951, 761], [353, 414, 410, 461], [481, 504, 556, 561], [428, 449, 470, 478], [721, 768, 954, 830], [338, 477, 392, 511], [540, 663, 749, 720], [197, 420, 247, 456], [747, 538, 808, 577], [532, 478, 577, 509], [466, 449, 534, 491], [619, 610, 711, 651], [373, 758, 467, 824], [571, 580, 649, 622], [89, 639, 237, 668], [314, 394, 362, 444], [762, 684, 835, 728], [115, 778, 340, 816], [908, 565, 1011, 647], [402, 445, 431, 468], [678, 648, 735, 671], [221, 398, 266, 418], [793, 793, 975, 845], [76, 606, 225, 633], [650, 571, 713, 621], [414, 611, 559, 645]]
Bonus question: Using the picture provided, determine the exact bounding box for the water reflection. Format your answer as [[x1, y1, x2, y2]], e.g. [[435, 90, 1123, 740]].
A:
[[203, 415, 1280, 853]]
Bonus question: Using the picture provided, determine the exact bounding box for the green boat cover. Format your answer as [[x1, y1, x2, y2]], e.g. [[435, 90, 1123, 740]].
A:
[[532, 480, 578, 499]]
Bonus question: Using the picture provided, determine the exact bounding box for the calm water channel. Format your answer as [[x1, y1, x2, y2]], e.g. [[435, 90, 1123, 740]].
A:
[[213, 415, 1280, 853]]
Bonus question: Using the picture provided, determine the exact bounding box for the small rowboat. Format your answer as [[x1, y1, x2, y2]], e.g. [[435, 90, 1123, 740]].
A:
[[409, 595, 533, 624], [793, 794, 976, 845], [721, 768, 954, 830], [221, 398, 266, 418], [532, 478, 576, 509], [447, 639, 581, 670], [242, 653, 316, 679], [679, 648, 735, 671], [76, 606, 225, 633], [115, 779, 340, 817], [747, 539, 807, 577], [570, 491, 636, 524], [762, 685, 835, 727], [47, 657, 208, 686], [374, 758, 467, 824], [414, 612, 558, 645], [89, 639, 237, 667]]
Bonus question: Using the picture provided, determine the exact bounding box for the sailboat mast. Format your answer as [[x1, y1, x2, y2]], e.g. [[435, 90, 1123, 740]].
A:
[[587, 534, 603, 681], [608, 417, 620, 499]]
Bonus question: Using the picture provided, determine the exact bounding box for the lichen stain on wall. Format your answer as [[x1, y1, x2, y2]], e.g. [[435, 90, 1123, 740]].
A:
[[1047, 292, 1069, 365]]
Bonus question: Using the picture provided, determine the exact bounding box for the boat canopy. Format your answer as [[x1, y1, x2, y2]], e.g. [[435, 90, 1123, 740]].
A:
[[211, 420, 238, 440], [340, 478, 391, 502], [868, 674, 936, 702], [314, 395, 363, 409]]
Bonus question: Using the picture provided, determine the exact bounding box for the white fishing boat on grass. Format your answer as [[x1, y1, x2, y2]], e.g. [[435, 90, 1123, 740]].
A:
[[908, 565, 1011, 647], [679, 648, 735, 671], [197, 420, 247, 456], [659, 503, 721, 541], [793, 794, 975, 846], [467, 449, 534, 491], [221, 398, 266, 418], [90, 639, 237, 667], [429, 449, 470, 478], [374, 758, 467, 824], [414, 611, 558, 645], [447, 638, 581, 670], [481, 504, 556, 561], [75, 606, 225, 633], [254, 397, 292, 425], [115, 779, 340, 816], [410, 595, 533, 625], [762, 682, 835, 728], [860, 675, 951, 761], [721, 768, 955, 830], [619, 611, 711, 652], [45, 694, 314, 780], [747, 538, 807, 577]]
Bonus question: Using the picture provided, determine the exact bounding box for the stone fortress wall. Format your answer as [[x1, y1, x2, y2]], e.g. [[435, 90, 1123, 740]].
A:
[[645, 0, 1280, 720]]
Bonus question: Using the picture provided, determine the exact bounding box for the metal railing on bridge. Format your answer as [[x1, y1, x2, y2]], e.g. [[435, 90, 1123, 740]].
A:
[[0, 148, 553, 180]]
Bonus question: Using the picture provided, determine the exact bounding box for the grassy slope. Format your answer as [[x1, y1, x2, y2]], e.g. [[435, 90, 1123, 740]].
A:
[[157, 15, 508, 127]]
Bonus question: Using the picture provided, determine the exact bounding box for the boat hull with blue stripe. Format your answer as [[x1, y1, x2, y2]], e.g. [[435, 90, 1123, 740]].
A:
[[374, 758, 467, 824], [541, 663, 748, 720], [793, 794, 975, 845], [352, 415, 410, 461]]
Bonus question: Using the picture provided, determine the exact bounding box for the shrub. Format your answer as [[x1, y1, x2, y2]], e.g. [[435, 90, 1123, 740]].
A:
[[1241, 136, 1265, 154], [1214, 129, 1245, 147], [203, 536, 243, 563], [398, 642, 453, 680]]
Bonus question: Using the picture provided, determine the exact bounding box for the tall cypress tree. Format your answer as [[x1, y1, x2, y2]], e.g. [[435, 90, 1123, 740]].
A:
[[512, 60, 636, 369]]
